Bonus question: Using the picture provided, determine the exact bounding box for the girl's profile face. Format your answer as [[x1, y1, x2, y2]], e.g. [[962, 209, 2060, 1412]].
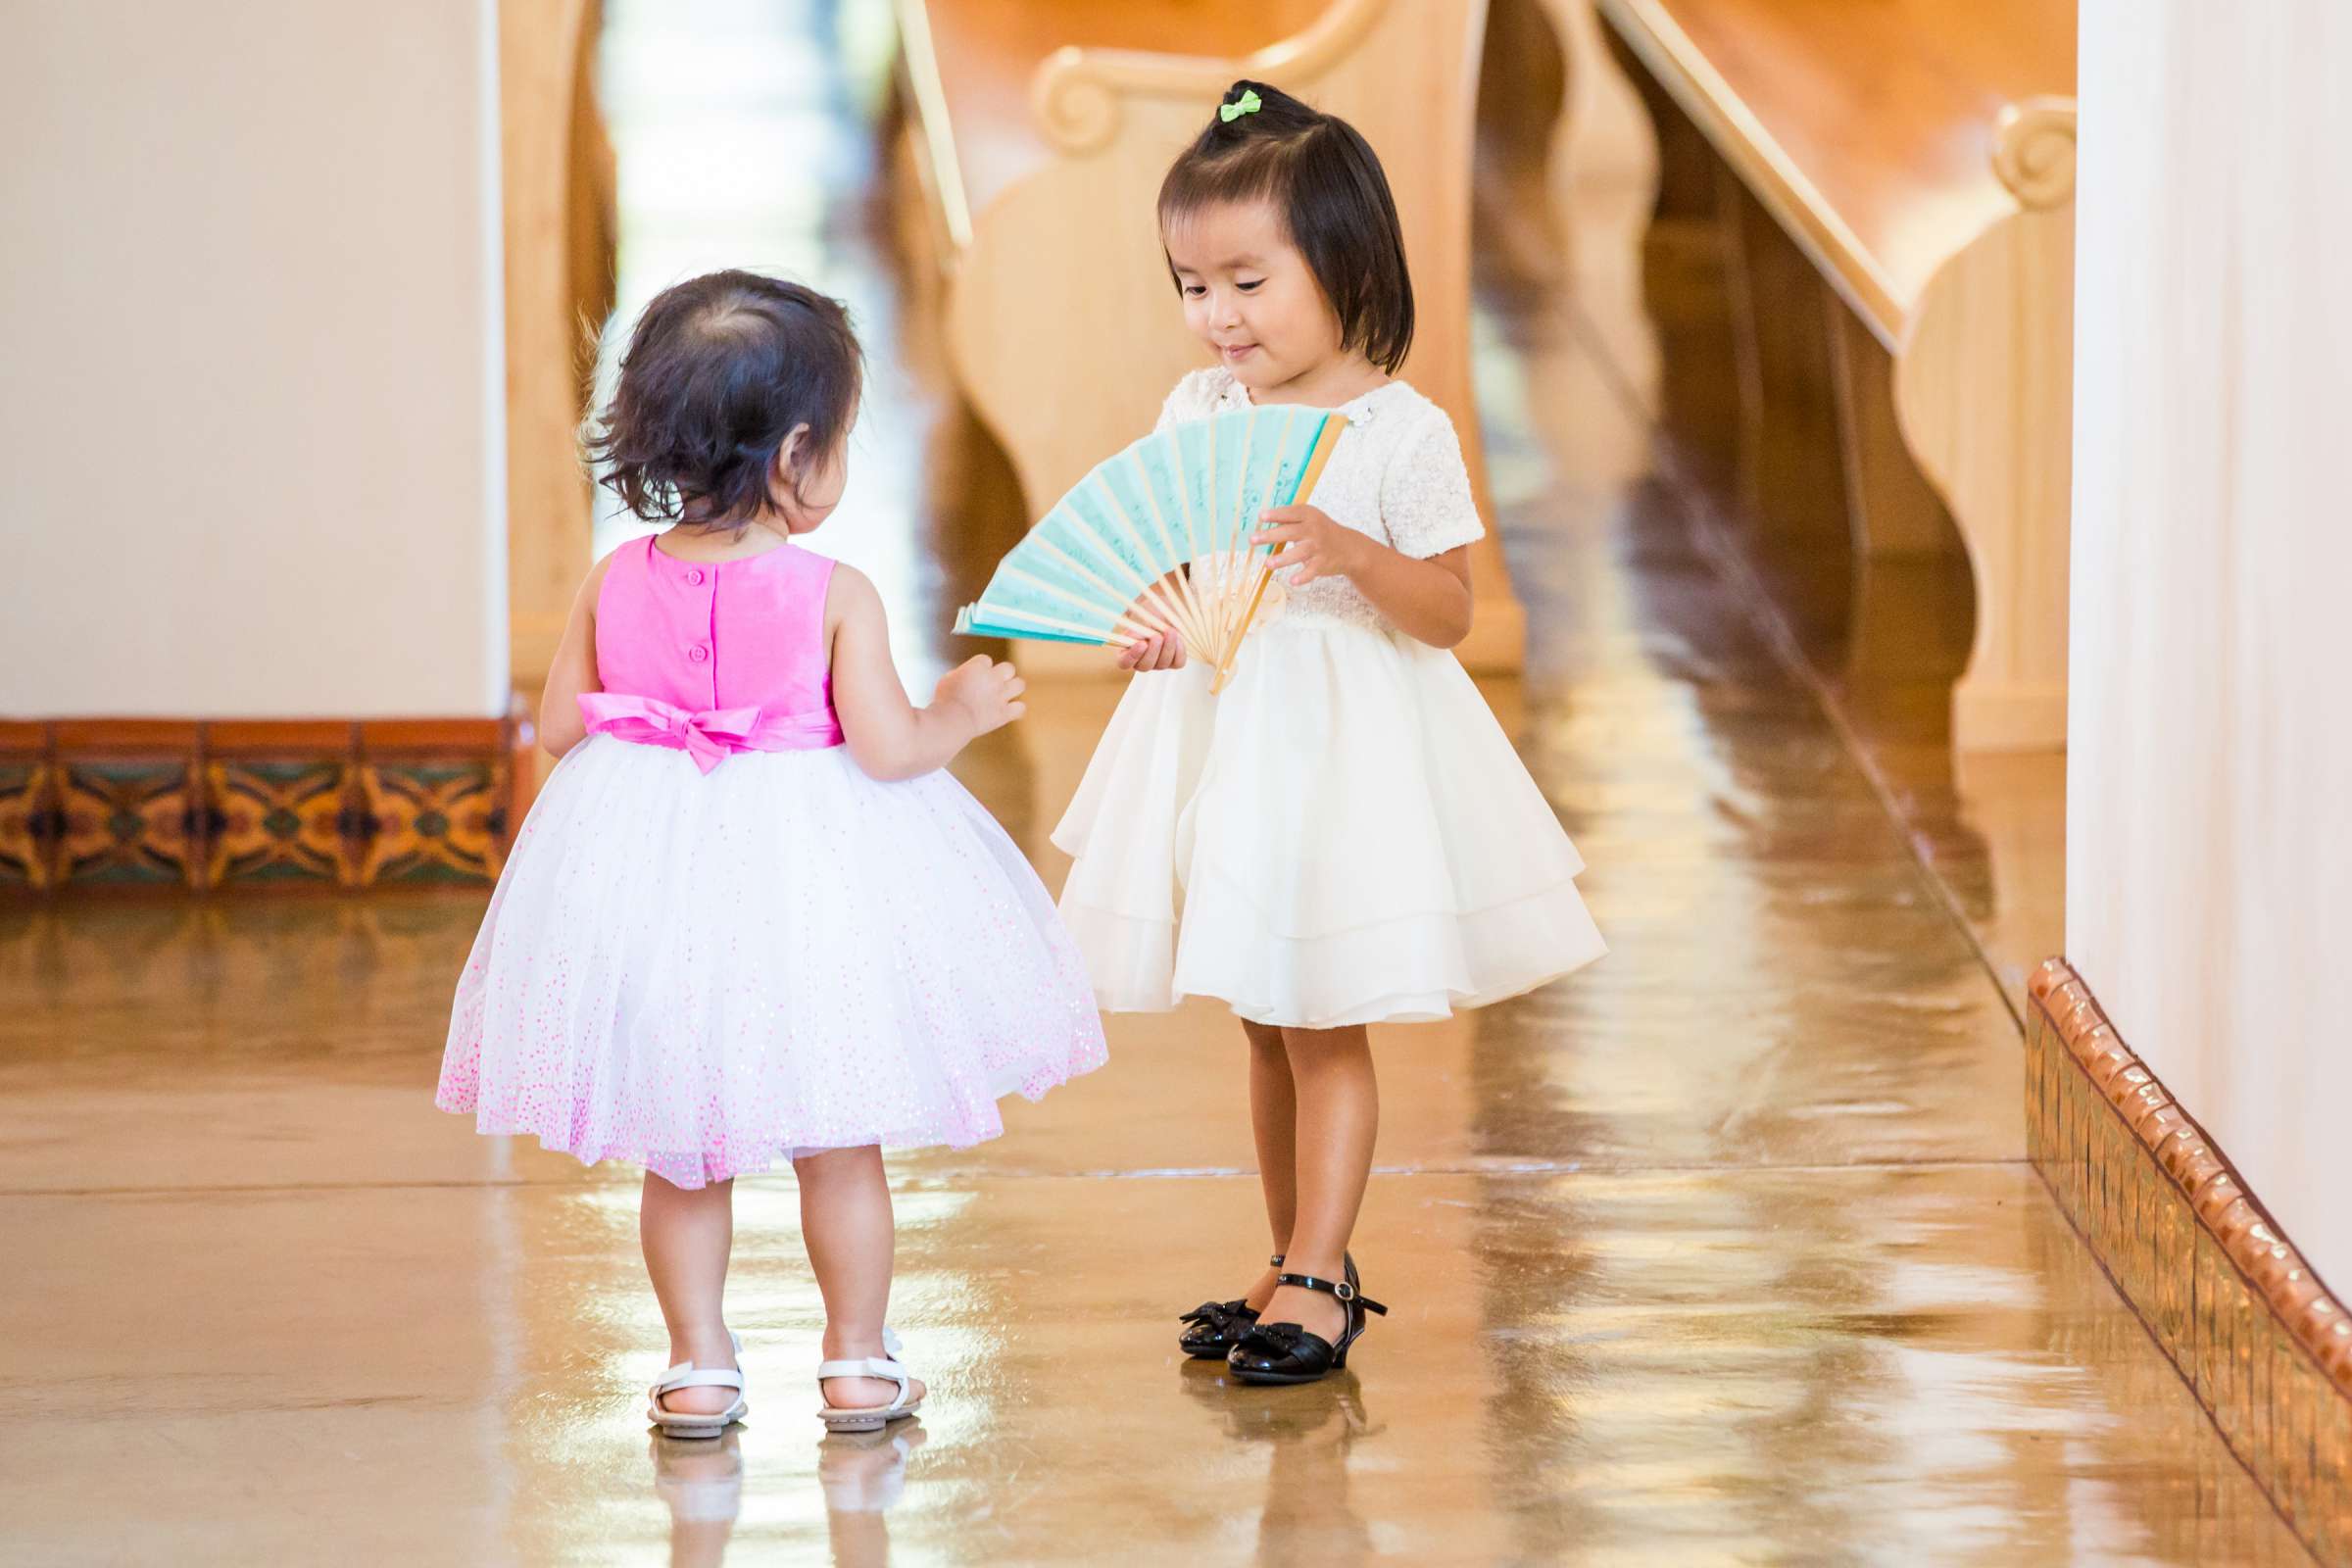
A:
[[1164, 199, 1342, 393]]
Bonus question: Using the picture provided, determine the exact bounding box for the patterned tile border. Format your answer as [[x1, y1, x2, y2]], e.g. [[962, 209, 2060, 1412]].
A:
[[2029, 956, 2352, 1561], [0, 704, 536, 894]]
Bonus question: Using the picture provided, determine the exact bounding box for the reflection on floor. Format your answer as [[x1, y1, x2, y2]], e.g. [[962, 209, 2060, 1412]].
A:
[[1577, 18, 2067, 1011], [0, 4, 2303, 1564]]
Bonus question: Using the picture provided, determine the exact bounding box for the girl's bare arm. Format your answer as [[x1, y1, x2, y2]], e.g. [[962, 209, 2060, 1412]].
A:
[[537, 553, 616, 758], [1253, 506, 1472, 649], [828, 564, 1026, 780]]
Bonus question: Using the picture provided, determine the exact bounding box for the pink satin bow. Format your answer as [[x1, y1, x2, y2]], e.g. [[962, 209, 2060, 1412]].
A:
[[578, 693, 764, 774]]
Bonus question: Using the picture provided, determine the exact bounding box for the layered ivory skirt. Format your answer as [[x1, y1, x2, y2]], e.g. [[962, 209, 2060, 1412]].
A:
[[1052, 616, 1605, 1028], [436, 738, 1106, 1188]]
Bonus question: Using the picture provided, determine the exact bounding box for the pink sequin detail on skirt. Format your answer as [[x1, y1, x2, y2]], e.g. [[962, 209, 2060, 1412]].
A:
[[435, 738, 1106, 1188]]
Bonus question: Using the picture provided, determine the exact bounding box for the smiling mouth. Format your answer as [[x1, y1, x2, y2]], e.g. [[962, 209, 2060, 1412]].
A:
[[1218, 343, 1256, 359]]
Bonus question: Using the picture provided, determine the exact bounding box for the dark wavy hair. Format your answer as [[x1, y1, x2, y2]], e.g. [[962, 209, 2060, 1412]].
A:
[[589, 270, 862, 528], [1156, 80, 1414, 374]]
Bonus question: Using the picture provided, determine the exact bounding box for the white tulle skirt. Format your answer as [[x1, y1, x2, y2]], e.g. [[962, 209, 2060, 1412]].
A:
[[1052, 615, 1605, 1028], [437, 736, 1106, 1188]]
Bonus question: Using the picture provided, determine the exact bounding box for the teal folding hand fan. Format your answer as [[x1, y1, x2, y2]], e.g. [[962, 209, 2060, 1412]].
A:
[[953, 405, 1346, 693]]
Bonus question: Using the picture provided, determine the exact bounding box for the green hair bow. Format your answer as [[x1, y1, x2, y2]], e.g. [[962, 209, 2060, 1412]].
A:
[[1219, 88, 1262, 123]]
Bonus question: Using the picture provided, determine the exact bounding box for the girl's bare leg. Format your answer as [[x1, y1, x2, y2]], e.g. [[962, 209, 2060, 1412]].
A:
[[1256, 1024, 1378, 1342], [1244, 1018, 1298, 1310], [794, 1146, 926, 1409], [641, 1173, 740, 1415]]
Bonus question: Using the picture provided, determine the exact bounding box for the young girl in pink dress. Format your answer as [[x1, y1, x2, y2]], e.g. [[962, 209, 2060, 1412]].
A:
[[436, 270, 1105, 1436]]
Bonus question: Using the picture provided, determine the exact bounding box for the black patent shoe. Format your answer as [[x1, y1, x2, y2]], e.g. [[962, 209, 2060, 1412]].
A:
[[1227, 1254, 1388, 1386], [1179, 1253, 1284, 1359]]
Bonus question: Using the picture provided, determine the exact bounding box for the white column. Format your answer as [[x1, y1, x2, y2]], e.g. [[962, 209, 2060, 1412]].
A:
[[2069, 1, 2352, 1285], [0, 1, 508, 717]]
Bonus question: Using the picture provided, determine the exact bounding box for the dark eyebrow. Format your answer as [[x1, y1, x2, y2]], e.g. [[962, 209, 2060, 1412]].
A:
[[1170, 253, 1268, 273]]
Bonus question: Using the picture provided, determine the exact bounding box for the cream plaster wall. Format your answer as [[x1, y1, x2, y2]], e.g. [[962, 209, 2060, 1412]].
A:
[[0, 0, 507, 717], [2069, 0, 2352, 1287]]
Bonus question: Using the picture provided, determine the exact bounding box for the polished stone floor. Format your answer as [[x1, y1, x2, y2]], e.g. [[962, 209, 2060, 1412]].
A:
[[0, 4, 2309, 1565]]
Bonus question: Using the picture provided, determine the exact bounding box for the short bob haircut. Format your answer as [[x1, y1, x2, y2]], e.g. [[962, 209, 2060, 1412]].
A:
[[1156, 80, 1414, 375], [590, 270, 862, 528]]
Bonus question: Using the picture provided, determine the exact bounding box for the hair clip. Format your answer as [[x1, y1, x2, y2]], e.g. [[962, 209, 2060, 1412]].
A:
[[1219, 88, 1262, 123]]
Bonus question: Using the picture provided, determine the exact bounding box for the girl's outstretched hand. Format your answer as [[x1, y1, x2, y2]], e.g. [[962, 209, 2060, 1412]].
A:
[[1118, 631, 1187, 672], [936, 656, 1027, 736], [1252, 504, 1366, 587]]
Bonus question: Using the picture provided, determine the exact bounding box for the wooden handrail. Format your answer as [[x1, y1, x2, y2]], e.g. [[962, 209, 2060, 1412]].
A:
[[1597, 0, 1907, 345], [1993, 97, 2078, 210], [894, 0, 977, 247], [1029, 0, 1390, 154]]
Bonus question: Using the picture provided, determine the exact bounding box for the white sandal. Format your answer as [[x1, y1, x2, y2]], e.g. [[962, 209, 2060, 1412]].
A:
[[648, 1330, 748, 1439], [815, 1327, 924, 1434]]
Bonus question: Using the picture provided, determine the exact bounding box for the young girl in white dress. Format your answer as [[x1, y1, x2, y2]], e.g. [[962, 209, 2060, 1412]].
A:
[[437, 271, 1105, 1436], [1053, 82, 1605, 1384]]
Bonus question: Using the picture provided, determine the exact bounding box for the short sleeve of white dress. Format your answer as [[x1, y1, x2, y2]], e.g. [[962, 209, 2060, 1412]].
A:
[[1380, 406, 1486, 559], [1152, 368, 1228, 433]]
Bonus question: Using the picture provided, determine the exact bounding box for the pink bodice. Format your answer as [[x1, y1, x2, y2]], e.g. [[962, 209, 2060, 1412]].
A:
[[583, 536, 843, 770]]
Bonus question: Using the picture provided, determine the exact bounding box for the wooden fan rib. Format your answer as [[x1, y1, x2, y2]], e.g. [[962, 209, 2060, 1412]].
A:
[[1120, 454, 1217, 662], [1028, 531, 1178, 641], [1219, 411, 1260, 659], [1250, 407, 1307, 571], [1216, 411, 1342, 694], [1060, 494, 1200, 657], [1215, 407, 1299, 679], [1088, 472, 1210, 660], [997, 564, 1158, 644], [1157, 433, 1219, 665], [1200, 416, 1226, 657], [1166, 430, 1204, 567]]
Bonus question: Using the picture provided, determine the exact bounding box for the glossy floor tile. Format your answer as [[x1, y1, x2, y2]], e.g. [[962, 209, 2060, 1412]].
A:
[[0, 1164, 2311, 1565], [0, 2, 2306, 1564]]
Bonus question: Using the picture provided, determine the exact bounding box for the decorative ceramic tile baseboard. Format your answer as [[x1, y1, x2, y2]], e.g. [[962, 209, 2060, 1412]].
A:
[[2029, 958, 2352, 1562], [0, 707, 535, 893]]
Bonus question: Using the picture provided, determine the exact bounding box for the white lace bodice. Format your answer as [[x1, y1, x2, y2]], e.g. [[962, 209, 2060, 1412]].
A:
[[1153, 367, 1484, 633]]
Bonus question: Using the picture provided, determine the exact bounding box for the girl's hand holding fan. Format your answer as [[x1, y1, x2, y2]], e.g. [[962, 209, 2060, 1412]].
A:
[[1118, 632, 1187, 672], [1250, 503, 1365, 587], [1118, 571, 1192, 670]]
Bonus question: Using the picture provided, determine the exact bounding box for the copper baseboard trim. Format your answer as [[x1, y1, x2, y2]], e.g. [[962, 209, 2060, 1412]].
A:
[[2029, 956, 2352, 1560]]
